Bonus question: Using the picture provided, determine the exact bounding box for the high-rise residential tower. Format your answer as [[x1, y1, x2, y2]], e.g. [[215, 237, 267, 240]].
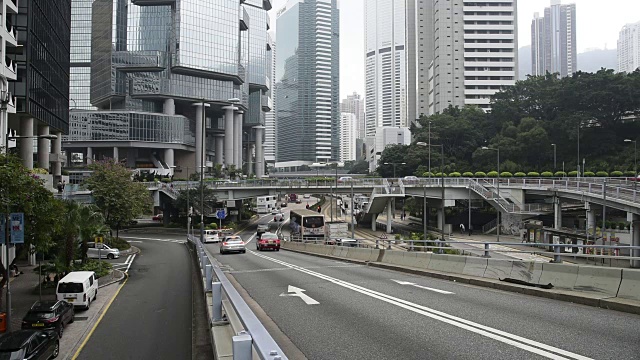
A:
[[339, 113, 357, 162], [340, 92, 365, 139], [364, 0, 411, 137], [265, 40, 276, 166], [275, 0, 340, 166], [618, 21, 640, 73], [531, 1, 577, 77], [417, 0, 518, 114], [64, 0, 272, 178]]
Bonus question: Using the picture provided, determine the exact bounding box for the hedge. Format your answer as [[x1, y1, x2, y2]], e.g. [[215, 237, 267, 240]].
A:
[[514, 172, 526, 177], [422, 172, 434, 177], [527, 172, 540, 177], [568, 170, 579, 176], [462, 172, 474, 177], [596, 171, 609, 177], [554, 171, 567, 177], [541, 171, 554, 177], [609, 171, 623, 177], [583, 171, 595, 177], [474, 171, 487, 177], [624, 171, 637, 177], [449, 172, 461, 177], [500, 171, 513, 178], [434, 172, 446, 177], [487, 171, 499, 178]]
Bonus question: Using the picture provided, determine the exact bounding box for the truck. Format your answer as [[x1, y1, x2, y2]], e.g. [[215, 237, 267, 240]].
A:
[[289, 193, 298, 203], [324, 221, 349, 245]]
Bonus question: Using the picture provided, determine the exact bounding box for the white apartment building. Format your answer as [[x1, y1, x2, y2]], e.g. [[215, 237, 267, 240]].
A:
[[618, 21, 640, 73], [265, 40, 276, 165], [531, 1, 577, 77], [366, 127, 411, 173], [0, 0, 18, 151], [340, 92, 365, 139], [416, 0, 518, 115], [340, 113, 357, 162]]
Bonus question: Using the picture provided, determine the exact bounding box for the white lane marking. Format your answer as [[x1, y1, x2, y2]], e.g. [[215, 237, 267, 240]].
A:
[[279, 285, 320, 305], [391, 280, 454, 294], [124, 254, 136, 274], [127, 240, 143, 243], [243, 234, 257, 245], [250, 251, 591, 360], [120, 236, 186, 244]]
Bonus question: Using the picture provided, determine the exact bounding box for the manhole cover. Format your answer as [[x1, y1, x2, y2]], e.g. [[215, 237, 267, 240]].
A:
[[74, 316, 89, 321]]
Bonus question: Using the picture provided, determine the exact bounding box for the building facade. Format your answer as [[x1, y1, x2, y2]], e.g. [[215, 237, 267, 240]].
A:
[[618, 21, 640, 73], [340, 92, 365, 140], [6, 0, 71, 181], [415, 0, 434, 118], [0, 0, 18, 152], [275, 0, 340, 167], [70, 0, 95, 110], [265, 40, 276, 166], [364, 0, 410, 137], [423, 0, 518, 114], [531, 1, 577, 77], [339, 112, 357, 162], [367, 126, 411, 173], [64, 0, 272, 178]]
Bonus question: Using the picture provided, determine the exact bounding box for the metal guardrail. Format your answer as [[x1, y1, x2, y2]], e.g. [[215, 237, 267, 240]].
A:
[[187, 234, 287, 360]]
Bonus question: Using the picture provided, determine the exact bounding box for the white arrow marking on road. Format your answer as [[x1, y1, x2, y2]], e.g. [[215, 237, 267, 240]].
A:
[[279, 285, 319, 305], [391, 280, 455, 294]]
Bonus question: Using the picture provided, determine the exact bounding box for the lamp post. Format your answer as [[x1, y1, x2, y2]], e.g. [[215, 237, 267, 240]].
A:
[[383, 162, 406, 179], [577, 122, 581, 178], [428, 121, 432, 179], [482, 146, 500, 242], [416, 142, 445, 242], [551, 143, 557, 174], [4, 133, 57, 333]]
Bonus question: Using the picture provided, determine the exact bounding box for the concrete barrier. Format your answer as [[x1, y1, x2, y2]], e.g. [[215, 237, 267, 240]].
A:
[[414, 253, 431, 269], [346, 248, 370, 262], [462, 257, 488, 277], [616, 269, 640, 301], [368, 249, 382, 262], [509, 262, 543, 284], [396, 252, 420, 268], [427, 254, 466, 274], [483, 259, 514, 280], [573, 266, 622, 297], [538, 263, 579, 290], [381, 250, 403, 265]]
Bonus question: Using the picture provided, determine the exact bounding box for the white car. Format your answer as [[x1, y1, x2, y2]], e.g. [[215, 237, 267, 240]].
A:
[[86, 242, 120, 259], [274, 213, 284, 222], [338, 176, 353, 182], [403, 176, 419, 181], [303, 194, 311, 199], [203, 230, 221, 243]]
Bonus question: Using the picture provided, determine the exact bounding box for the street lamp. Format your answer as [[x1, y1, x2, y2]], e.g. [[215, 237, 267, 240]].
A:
[[382, 162, 406, 178], [625, 139, 637, 177], [416, 142, 445, 243], [3, 133, 57, 333], [551, 143, 557, 174], [482, 146, 500, 242]]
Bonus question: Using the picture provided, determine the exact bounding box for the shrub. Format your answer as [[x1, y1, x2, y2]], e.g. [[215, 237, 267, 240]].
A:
[[541, 171, 554, 177], [207, 222, 218, 230], [514, 172, 526, 177], [73, 260, 112, 279], [160, 177, 172, 183], [487, 171, 499, 178], [225, 222, 238, 230], [527, 172, 540, 177], [554, 171, 567, 177], [595, 171, 609, 177], [568, 170, 579, 177], [434, 172, 446, 177], [624, 170, 637, 177], [583, 171, 595, 177], [474, 171, 487, 177], [448, 172, 461, 177], [108, 236, 132, 250], [422, 172, 434, 178], [610, 171, 623, 177], [618, 221, 629, 230], [499, 171, 513, 178], [462, 172, 474, 177]]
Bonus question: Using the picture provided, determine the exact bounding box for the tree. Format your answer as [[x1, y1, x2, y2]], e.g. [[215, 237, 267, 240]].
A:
[[173, 183, 217, 219], [348, 160, 369, 174], [85, 160, 151, 239]]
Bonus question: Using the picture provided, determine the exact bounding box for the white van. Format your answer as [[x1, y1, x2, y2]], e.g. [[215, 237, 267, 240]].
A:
[[204, 230, 220, 243], [56, 271, 98, 309]]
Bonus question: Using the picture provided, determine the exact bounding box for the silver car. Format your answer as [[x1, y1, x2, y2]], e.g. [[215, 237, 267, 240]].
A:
[[220, 236, 246, 254], [86, 242, 120, 259]]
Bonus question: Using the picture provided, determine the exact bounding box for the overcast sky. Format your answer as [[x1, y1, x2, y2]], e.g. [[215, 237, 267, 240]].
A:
[[268, 0, 640, 98]]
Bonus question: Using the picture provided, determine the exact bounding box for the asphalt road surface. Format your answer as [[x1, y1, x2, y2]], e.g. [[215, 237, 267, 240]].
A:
[[204, 218, 640, 360], [75, 234, 192, 360]]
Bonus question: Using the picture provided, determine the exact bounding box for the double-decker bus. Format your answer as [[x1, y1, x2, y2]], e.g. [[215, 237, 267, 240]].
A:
[[289, 209, 325, 241]]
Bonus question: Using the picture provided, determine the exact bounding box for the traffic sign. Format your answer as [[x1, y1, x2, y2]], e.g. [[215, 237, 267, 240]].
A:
[[95, 236, 104, 244], [216, 210, 226, 220]]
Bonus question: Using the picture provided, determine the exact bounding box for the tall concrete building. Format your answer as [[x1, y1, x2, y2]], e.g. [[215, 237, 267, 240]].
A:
[[417, 0, 518, 114], [64, 0, 272, 178], [70, 0, 95, 111], [339, 113, 357, 162], [6, 0, 71, 180], [265, 40, 276, 166], [340, 92, 365, 139], [275, 0, 340, 167], [0, 0, 18, 153], [531, 1, 577, 77], [364, 0, 412, 137], [618, 21, 640, 73]]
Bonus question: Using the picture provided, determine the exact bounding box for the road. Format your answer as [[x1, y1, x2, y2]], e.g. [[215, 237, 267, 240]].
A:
[[204, 216, 640, 359], [75, 234, 193, 360]]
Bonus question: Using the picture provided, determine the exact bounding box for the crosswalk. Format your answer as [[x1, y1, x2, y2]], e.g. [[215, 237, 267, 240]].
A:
[[120, 236, 186, 244], [111, 254, 137, 273]]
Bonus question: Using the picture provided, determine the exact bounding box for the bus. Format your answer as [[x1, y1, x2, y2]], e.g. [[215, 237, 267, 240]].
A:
[[289, 209, 325, 241], [256, 195, 277, 214]]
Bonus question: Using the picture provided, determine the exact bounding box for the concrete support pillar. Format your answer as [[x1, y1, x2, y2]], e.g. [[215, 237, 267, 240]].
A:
[[386, 199, 393, 234], [37, 125, 50, 170], [371, 214, 377, 232], [214, 134, 224, 165], [164, 148, 174, 170], [247, 143, 254, 176], [254, 126, 265, 178], [553, 196, 562, 230], [195, 104, 204, 173], [222, 106, 237, 169], [437, 208, 444, 231], [113, 147, 119, 162], [19, 117, 34, 169], [52, 131, 62, 183], [163, 99, 175, 115], [234, 111, 243, 169], [587, 205, 596, 234], [86, 147, 93, 165], [628, 213, 640, 268]]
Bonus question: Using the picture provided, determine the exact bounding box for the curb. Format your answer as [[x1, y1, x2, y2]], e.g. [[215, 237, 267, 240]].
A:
[[119, 245, 141, 257], [281, 247, 640, 316], [98, 269, 126, 288]]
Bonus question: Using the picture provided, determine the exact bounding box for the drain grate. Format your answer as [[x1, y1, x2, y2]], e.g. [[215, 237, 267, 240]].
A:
[[74, 316, 89, 321]]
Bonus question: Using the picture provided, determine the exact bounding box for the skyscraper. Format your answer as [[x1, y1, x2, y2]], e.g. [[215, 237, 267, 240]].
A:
[[531, 1, 577, 77], [364, 0, 410, 137], [70, 0, 95, 110], [64, 0, 272, 178], [265, 39, 277, 166], [340, 92, 365, 139], [275, 0, 340, 166], [618, 21, 640, 73], [417, 0, 518, 114], [339, 113, 357, 162]]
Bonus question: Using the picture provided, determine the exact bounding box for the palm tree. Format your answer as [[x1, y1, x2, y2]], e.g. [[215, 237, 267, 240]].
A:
[[77, 205, 107, 263]]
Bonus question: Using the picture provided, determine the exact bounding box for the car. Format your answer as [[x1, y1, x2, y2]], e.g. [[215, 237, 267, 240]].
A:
[[203, 230, 220, 243], [403, 176, 419, 182], [256, 224, 269, 238], [296, 199, 302, 204], [303, 194, 311, 199], [86, 242, 120, 259], [21, 300, 74, 338], [56, 271, 98, 310], [0, 330, 59, 360], [152, 213, 163, 221], [274, 213, 284, 222], [335, 238, 358, 247], [338, 176, 353, 182], [220, 236, 246, 254], [281, 202, 288, 208], [256, 232, 281, 251]]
